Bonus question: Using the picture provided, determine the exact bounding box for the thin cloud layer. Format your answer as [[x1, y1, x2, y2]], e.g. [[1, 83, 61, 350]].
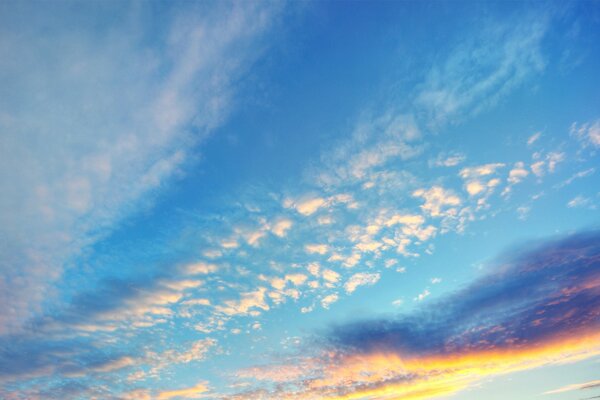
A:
[[0, 1, 281, 334]]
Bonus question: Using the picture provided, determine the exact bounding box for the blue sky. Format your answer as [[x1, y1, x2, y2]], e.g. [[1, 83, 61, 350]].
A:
[[0, 1, 599, 399]]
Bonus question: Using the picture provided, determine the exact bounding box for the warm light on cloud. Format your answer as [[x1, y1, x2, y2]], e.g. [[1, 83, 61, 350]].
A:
[[157, 381, 209, 399], [2, 4, 599, 400], [228, 232, 600, 399], [543, 379, 600, 395]]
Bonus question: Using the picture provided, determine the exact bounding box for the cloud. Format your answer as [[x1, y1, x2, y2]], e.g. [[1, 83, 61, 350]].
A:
[[271, 218, 293, 237], [305, 243, 330, 255], [185, 262, 219, 275], [531, 152, 565, 177], [459, 163, 505, 179], [322, 269, 341, 284], [215, 287, 270, 316], [556, 167, 595, 188], [414, 288, 431, 301], [543, 379, 600, 395], [157, 381, 209, 399], [344, 272, 380, 294], [527, 131, 542, 145], [567, 195, 594, 209], [321, 294, 339, 309], [296, 197, 327, 216], [415, 13, 548, 127], [413, 186, 461, 217], [431, 152, 466, 167], [149, 338, 217, 369], [229, 231, 600, 399], [0, 1, 281, 334], [507, 162, 529, 184], [571, 120, 600, 148]]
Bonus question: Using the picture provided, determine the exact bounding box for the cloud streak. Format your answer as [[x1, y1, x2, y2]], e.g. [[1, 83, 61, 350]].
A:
[[0, 1, 281, 334]]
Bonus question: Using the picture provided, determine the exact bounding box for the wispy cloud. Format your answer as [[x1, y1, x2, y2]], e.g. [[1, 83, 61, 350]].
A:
[[543, 379, 600, 395], [0, 2, 281, 334]]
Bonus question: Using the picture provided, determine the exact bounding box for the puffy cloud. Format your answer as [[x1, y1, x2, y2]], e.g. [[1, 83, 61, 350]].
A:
[[185, 262, 218, 275], [507, 161, 529, 184], [414, 288, 431, 301], [531, 152, 565, 177], [413, 186, 461, 217], [385, 213, 424, 227], [271, 218, 293, 237], [286, 196, 327, 216], [322, 269, 340, 284], [321, 294, 339, 309], [305, 243, 329, 255], [285, 273, 308, 286], [344, 272, 380, 294], [215, 287, 270, 316], [465, 180, 485, 196]]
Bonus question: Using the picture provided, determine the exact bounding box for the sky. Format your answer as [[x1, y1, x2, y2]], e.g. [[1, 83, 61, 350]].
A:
[[0, 1, 599, 399]]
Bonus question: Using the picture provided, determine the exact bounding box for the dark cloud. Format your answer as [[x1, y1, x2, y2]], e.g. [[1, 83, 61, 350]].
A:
[[329, 231, 600, 356]]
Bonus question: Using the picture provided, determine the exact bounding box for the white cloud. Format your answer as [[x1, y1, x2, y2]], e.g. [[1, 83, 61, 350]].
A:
[[305, 243, 329, 255], [465, 181, 485, 196], [271, 218, 293, 237], [414, 289, 431, 302], [185, 262, 218, 275], [344, 272, 380, 294], [0, 2, 281, 334], [413, 186, 461, 217], [567, 196, 594, 209], [322, 269, 340, 284], [286, 196, 327, 216], [459, 163, 505, 179], [531, 161, 545, 177], [556, 168, 595, 188], [285, 274, 308, 286], [321, 294, 339, 309], [507, 162, 529, 184], [531, 152, 564, 177], [527, 132, 542, 145], [215, 287, 270, 316], [570, 120, 600, 148]]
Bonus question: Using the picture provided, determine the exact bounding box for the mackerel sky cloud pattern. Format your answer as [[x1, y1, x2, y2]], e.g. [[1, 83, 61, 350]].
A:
[[1, 1, 599, 400]]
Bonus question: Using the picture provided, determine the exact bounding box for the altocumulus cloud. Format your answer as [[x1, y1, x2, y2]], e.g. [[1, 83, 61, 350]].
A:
[[229, 231, 600, 399]]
